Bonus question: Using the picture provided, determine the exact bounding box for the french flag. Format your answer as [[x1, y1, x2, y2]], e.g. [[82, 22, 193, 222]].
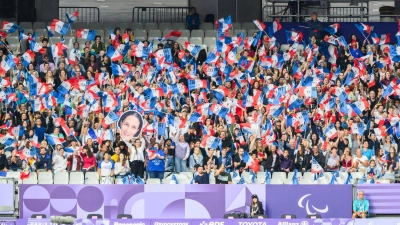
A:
[[54, 117, 72, 136], [45, 134, 65, 146], [66, 11, 79, 23], [350, 99, 369, 115], [30, 41, 46, 54], [159, 30, 182, 42], [102, 111, 119, 127], [267, 19, 281, 36], [0, 55, 16, 72], [287, 94, 303, 110], [368, 73, 375, 88], [372, 33, 390, 45], [253, 19, 266, 32], [324, 23, 340, 34], [22, 50, 35, 67], [225, 113, 236, 124], [131, 41, 145, 57], [351, 123, 364, 135], [189, 112, 203, 122], [19, 29, 32, 41], [201, 135, 220, 149], [2, 21, 19, 34], [226, 47, 237, 66], [184, 41, 201, 56], [355, 23, 371, 34], [216, 15, 232, 34], [50, 19, 70, 36], [285, 30, 303, 43], [239, 123, 252, 134], [336, 36, 348, 48], [298, 86, 317, 98], [107, 46, 123, 61], [76, 29, 97, 41], [324, 124, 338, 140], [188, 79, 208, 91], [68, 49, 78, 65], [30, 82, 49, 96], [374, 127, 387, 140]]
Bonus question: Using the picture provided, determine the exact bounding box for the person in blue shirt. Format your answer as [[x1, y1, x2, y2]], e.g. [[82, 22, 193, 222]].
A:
[[194, 159, 211, 184], [33, 118, 46, 143], [186, 7, 200, 31], [361, 140, 374, 161], [307, 12, 323, 39], [352, 190, 369, 218], [148, 144, 166, 181], [35, 147, 52, 173]]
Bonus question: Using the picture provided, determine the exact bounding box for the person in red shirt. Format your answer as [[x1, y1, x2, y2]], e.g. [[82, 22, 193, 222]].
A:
[[79, 147, 96, 175], [249, 151, 260, 172]]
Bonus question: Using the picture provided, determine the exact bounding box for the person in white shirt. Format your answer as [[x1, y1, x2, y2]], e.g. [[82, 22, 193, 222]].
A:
[[352, 148, 368, 173], [128, 137, 146, 178], [98, 152, 115, 183], [53, 148, 68, 172], [114, 153, 130, 184]]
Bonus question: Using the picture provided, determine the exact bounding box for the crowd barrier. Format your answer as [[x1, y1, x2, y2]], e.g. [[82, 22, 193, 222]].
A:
[[18, 184, 352, 219], [8, 218, 400, 225]]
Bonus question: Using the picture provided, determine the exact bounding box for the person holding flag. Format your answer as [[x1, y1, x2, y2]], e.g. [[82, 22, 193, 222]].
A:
[[147, 142, 166, 181], [302, 145, 325, 172]]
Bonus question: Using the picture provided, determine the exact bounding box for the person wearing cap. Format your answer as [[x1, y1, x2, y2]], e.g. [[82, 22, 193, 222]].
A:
[[250, 194, 264, 217]]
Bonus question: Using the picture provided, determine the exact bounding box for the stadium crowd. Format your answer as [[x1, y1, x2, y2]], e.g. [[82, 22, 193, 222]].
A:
[[0, 11, 399, 185]]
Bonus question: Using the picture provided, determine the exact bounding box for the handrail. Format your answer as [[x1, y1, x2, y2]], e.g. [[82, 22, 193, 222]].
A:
[[59, 7, 100, 23], [132, 7, 190, 23]]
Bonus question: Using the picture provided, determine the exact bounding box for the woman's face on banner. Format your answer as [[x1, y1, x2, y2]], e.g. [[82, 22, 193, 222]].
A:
[[120, 115, 140, 141]]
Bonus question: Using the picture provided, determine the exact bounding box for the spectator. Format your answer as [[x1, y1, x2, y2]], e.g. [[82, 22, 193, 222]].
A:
[[53, 148, 67, 172], [203, 148, 218, 171], [98, 152, 115, 184], [114, 153, 130, 184], [214, 164, 232, 184], [194, 160, 211, 184], [91, 35, 106, 54], [111, 147, 120, 163], [341, 147, 353, 172], [7, 150, 22, 171], [218, 148, 233, 172], [67, 151, 83, 172], [189, 147, 203, 172], [361, 140, 373, 161], [128, 137, 146, 178], [279, 150, 293, 172], [186, 7, 200, 31], [265, 145, 280, 172], [352, 191, 369, 218], [80, 147, 96, 174], [0, 146, 8, 172], [365, 159, 381, 181], [36, 147, 52, 173], [352, 149, 369, 173], [387, 147, 399, 174], [174, 133, 190, 173], [307, 12, 322, 39], [302, 145, 325, 172], [294, 145, 305, 171], [234, 148, 248, 173], [326, 147, 340, 172], [147, 143, 165, 181], [249, 151, 260, 172], [381, 162, 396, 183], [164, 138, 175, 172]]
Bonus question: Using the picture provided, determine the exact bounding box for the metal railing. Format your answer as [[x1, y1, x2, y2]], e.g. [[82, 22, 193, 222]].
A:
[[132, 7, 190, 23], [59, 7, 100, 23]]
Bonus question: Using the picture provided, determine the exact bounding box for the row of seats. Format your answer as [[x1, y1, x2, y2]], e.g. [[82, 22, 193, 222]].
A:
[[16, 21, 257, 32]]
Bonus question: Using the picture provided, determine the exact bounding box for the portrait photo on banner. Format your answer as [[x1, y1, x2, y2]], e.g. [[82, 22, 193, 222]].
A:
[[117, 110, 144, 141]]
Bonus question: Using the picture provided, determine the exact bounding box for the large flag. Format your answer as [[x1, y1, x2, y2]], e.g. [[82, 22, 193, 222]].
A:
[[2, 21, 19, 34], [311, 156, 324, 173], [253, 19, 266, 32], [355, 23, 371, 34], [324, 23, 339, 34], [159, 30, 182, 42], [267, 19, 281, 37], [215, 15, 232, 34], [50, 19, 71, 36], [76, 29, 97, 41]]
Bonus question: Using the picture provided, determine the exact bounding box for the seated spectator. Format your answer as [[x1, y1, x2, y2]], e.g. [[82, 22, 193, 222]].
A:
[[98, 152, 115, 184], [361, 140, 373, 161], [214, 164, 232, 184], [114, 153, 130, 184], [381, 162, 396, 183], [302, 145, 325, 172], [67, 151, 82, 172], [7, 150, 22, 171], [53, 148, 67, 172], [352, 191, 369, 218], [36, 147, 52, 173], [186, 7, 200, 31], [341, 147, 353, 172], [352, 149, 369, 173], [265, 145, 280, 172], [365, 159, 381, 181], [91, 35, 106, 54], [189, 147, 203, 172], [279, 150, 293, 172], [218, 148, 233, 172], [111, 147, 120, 163], [249, 151, 260, 172], [326, 147, 340, 172], [194, 160, 211, 184]]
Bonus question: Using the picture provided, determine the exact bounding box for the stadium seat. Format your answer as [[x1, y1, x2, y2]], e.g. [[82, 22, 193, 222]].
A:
[[162, 29, 172, 37], [191, 30, 204, 38], [179, 30, 190, 38], [178, 179, 189, 184], [35, 29, 48, 37], [299, 179, 312, 184], [283, 179, 292, 184], [351, 172, 364, 183], [87, 214, 102, 219], [54, 172, 69, 184], [73, 22, 87, 29], [146, 178, 161, 184], [180, 172, 194, 180], [38, 172, 53, 184], [231, 22, 242, 30], [134, 30, 147, 39], [242, 22, 255, 30], [287, 172, 294, 180], [117, 22, 130, 31], [205, 30, 217, 37], [7, 37, 19, 52], [131, 23, 144, 30], [76, 38, 89, 47], [159, 22, 172, 30], [172, 22, 186, 30], [144, 23, 158, 30], [241, 171, 250, 181], [69, 172, 84, 184], [148, 30, 161, 38], [33, 22, 46, 30], [255, 175, 266, 184], [272, 172, 286, 181], [22, 173, 37, 184], [89, 22, 103, 29], [103, 22, 115, 29], [85, 172, 99, 184], [324, 172, 333, 182], [176, 37, 188, 46], [162, 178, 171, 184], [50, 37, 61, 43], [19, 22, 32, 29], [303, 172, 314, 181], [317, 177, 328, 184], [200, 23, 213, 30], [189, 37, 203, 46], [117, 214, 133, 219], [270, 179, 284, 184], [340, 171, 349, 180], [207, 44, 216, 52], [203, 37, 216, 47]]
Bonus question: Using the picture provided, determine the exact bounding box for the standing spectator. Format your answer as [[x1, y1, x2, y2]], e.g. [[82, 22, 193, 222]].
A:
[[203, 148, 218, 171], [174, 133, 190, 173], [114, 153, 130, 184], [218, 148, 233, 172], [234, 148, 248, 173], [214, 164, 232, 184], [186, 7, 200, 31], [53, 148, 67, 172], [279, 150, 293, 172], [148, 144, 166, 181], [189, 147, 203, 172], [352, 149, 369, 173], [67, 151, 83, 172], [128, 137, 146, 178], [7, 150, 22, 171], [98, 152, 115, 184], [361, 140, 373, 161], [307, 12, 323, 39], [80, 147, 96, 174], [352, 191, 369, 218], [91, 35, 106, 54], [302, 145, 325, 172], [164, 138, 175, 172], [0, 146, 8, 172], [194, 160, 211, 184], [36, 147, 52, 173]]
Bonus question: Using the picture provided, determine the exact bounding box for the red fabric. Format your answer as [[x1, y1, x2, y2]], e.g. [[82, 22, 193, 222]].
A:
[[249, 160, 260, 172], [80, 152, 96, 169]]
